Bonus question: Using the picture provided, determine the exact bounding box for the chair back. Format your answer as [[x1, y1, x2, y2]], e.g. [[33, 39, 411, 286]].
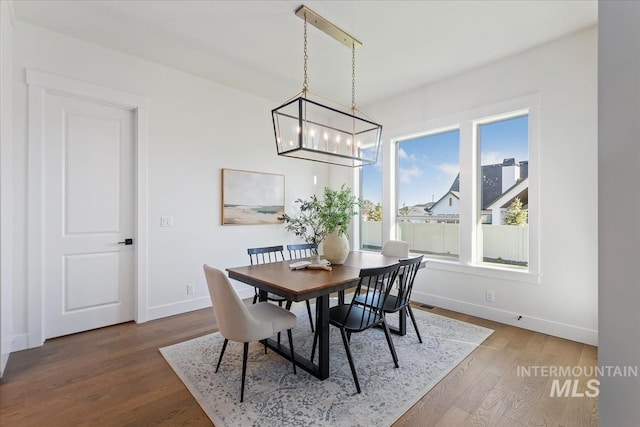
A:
[[387, 255, 424, 311], [382, 240, 410, 257], [203, 265, 271, 342], [247, 245, 285, 265], [287, 243, 318, 260], [345, 263, 401, 330]]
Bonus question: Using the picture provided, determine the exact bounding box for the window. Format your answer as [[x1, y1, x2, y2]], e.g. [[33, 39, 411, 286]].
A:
[[395, 129, 460, 260], [359, 95, 538, 279], [477, 115, 529, 268], [360, 147, 382, 251]]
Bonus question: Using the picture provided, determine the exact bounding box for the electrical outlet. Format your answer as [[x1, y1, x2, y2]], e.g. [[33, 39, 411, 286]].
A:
[[160, 216, 174, 227], [187, 283, 194, 295], [485, 290, 495, 302]]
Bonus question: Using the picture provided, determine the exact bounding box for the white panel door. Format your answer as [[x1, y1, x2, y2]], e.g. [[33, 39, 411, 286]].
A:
[[44, 93, 135, 339]]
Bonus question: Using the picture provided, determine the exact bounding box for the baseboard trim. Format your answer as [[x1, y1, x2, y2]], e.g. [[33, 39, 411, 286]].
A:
[[143, 286, 254, 323], [146, 297, 212, 322], [10, 333, 29, 352], [412, 291, 598, 346]]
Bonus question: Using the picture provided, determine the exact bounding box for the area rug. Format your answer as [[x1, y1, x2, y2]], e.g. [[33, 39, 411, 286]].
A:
[[159, 305, 493, 427]]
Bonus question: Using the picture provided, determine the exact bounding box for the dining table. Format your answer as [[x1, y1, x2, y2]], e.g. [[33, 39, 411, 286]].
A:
[[226, 251, 408, 380]]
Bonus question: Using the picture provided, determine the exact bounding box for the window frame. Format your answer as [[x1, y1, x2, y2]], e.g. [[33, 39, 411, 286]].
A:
[[361, 94, 540, 284]]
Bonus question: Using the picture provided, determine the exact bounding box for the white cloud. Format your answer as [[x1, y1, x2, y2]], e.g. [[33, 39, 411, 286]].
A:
[[398, 148, 416, 162], [398, 165, 422, 184], [437, 162, 459, 176], [481, 151, 505, 165]]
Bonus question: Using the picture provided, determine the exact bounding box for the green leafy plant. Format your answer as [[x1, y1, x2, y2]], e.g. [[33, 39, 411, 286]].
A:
[[279, 195, 325, 247], [504, 197, 528, 225], [317, 185, 362, 236], [362, 200, 382, 221], [280, 185, 361, 243]]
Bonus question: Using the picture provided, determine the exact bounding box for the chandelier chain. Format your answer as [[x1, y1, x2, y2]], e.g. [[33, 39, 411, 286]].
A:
[[351, 43, 356, 110], [303, 13, 308, 93]]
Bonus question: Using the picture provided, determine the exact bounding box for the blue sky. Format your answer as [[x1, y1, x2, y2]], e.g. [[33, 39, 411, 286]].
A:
[[362, 115, 528, 207]]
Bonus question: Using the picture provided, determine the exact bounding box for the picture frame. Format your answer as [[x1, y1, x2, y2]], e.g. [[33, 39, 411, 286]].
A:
[[221, 168, 285, 225]]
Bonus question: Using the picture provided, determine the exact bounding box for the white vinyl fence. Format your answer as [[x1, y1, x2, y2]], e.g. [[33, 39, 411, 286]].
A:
[[361, 221, 528, 264]]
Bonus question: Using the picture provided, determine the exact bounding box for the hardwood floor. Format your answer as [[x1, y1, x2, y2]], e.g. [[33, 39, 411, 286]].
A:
[[0, 305, 598, 426]]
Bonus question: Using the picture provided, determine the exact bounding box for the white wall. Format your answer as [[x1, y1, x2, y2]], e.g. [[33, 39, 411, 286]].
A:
[[365, 27, 598, 344], [598, 2, 640, 425], [6, 16, 599, 354], [0, 0, 15, 376], [9, 22, 331, 349]]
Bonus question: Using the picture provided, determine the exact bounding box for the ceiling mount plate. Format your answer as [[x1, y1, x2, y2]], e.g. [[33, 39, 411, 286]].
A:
[[295, 5, 362, 49]]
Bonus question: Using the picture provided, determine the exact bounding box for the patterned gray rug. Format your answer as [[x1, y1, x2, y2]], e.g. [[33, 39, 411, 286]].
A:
[[160, 305, 493, 427]]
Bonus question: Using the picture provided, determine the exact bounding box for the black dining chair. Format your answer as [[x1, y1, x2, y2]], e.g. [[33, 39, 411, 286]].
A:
[[312, 262, 401, 393], [286, 243, 318, 332], [247, 245, 315, 333], [383, 255, 424, 343], [286, 242, 318, 260], [352, 255, 425, 343], [247, 245, 287, 305]]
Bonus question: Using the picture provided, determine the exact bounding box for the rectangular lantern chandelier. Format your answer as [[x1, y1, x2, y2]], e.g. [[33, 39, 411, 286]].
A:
[[272, 5, 382, 168]]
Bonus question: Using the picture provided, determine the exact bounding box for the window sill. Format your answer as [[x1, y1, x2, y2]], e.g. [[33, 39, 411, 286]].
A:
[[423, 258, 541, 285]]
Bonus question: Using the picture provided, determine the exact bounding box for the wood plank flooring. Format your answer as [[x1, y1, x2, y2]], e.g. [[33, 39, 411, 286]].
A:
[[0, 305, 598, 426]]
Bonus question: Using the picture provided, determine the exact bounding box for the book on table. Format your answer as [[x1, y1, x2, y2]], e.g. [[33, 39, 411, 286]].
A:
[[288, 259, 331, 270]]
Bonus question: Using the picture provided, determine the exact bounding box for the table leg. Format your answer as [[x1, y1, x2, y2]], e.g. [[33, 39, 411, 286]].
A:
[[316, 295, 330, 379], [259, 294, 331, 381], [387, 308, 407, 336]]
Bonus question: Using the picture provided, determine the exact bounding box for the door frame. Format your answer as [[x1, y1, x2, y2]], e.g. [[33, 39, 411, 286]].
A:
[[26, 69, 150, 348]]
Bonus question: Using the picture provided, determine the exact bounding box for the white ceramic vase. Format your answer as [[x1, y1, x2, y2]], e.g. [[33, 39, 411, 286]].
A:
[[322, 231, 349, 264]]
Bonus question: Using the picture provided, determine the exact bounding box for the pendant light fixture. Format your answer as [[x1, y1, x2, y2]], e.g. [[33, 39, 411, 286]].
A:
[[272, 5, 382, 167]]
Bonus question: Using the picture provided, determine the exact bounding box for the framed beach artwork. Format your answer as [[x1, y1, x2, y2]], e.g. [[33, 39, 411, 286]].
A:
[[221, 168, 285, 225]]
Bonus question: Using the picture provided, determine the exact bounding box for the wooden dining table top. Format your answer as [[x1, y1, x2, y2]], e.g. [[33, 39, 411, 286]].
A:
[[226, 251, 403, 302]]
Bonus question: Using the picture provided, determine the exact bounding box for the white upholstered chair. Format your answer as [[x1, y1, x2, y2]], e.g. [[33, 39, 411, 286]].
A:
[[203, 265, 297, 402], [382, 240, 410, 257]]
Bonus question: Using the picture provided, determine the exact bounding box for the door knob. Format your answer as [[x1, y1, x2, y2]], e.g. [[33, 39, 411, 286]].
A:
[[117, 238, 133, 245]]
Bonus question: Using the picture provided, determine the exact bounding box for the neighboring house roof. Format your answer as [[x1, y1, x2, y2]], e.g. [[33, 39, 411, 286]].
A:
[[429, 190, 460, 212], [485, 177, 529, 210], [422, 202, 436, 213], [425, 158, 529, 212]]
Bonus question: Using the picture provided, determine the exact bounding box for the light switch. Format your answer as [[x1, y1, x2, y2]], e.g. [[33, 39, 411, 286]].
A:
[[160, 216, 174, 227]]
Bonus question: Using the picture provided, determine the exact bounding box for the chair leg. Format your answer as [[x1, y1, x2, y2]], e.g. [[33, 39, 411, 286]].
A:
[[287, 329, 297, 375], [240, 342, 249, 402], [305, 300, 314, 332], [277, 301, 292, 346], [310, 329, 318, 362], [215, 338, 229, 373], [261, 339, 267, 354], [252, 289, 258, 305], [406, 305, 423, 343], [340, 328, 361, 393], [381, 318, 399, 368]]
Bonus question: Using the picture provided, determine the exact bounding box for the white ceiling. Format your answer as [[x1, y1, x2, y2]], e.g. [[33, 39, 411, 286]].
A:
[[12, 0, 598, 107]]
